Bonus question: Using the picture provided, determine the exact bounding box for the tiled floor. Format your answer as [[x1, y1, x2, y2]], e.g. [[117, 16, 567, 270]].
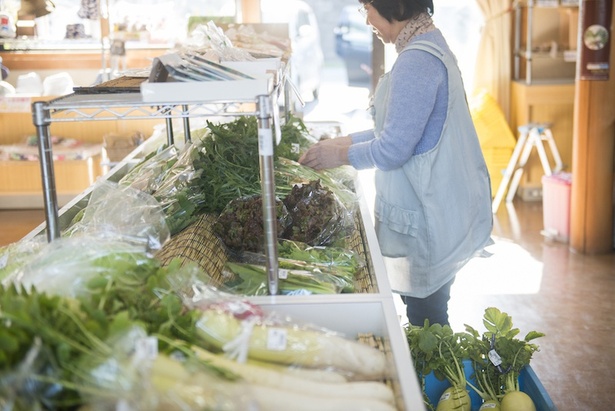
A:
[[2, 200, 614, 410]]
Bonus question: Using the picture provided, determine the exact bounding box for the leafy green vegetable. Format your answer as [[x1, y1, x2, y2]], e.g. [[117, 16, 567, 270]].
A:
[[222, 261, 343, 295], [213, 194, 290, 253], [277, 239, 363, 284], [464, 307, 544, 405], [274, 114, 316, 162], [405, 321, 472, 411], [0, 255, 237, 409], [281, 180, 353, 247]]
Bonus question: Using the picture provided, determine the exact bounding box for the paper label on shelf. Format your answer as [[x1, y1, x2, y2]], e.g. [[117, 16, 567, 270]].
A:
[[0, 96, 32, 112], [278, 268, 289, 279], [258, 128, 274, 156], [266, 328, 288, 351]]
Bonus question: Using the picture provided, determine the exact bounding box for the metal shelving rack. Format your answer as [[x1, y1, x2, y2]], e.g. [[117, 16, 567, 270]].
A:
[[32, 77, 285, 294], [513, 0, 579, 84]]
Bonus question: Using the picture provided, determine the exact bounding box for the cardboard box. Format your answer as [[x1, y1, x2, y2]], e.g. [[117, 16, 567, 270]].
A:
[[103, 131, 144, 162]]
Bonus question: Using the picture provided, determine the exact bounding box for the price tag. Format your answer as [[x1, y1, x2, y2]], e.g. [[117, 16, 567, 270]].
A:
[[132, 336, 158, 366], [267, 328, 288, 351], [488, 349, 502, 367], [278, 269, 289, 279], [258, 128, 274, 156]]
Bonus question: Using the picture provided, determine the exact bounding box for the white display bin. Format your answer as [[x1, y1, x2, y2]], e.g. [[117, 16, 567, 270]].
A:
[[252, 295, 425, 411]]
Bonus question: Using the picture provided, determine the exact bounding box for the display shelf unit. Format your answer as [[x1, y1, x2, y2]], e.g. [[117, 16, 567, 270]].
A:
[[510, 0, 578, 193], [513, 0, 579, 84], [24, 76, 426, 410]]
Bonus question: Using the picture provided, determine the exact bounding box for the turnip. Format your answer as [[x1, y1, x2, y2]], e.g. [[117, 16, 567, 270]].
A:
[[435, 385, 471, 411], [500, 390, 535, 411], [479, 399, 501, 410], [465, 308, 544, 411], [405, 321, 472, 411]]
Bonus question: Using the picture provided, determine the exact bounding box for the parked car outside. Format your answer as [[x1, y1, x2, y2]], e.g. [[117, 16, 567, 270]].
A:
[[261, 0, 324, 104], [334, 5, 372, 88]]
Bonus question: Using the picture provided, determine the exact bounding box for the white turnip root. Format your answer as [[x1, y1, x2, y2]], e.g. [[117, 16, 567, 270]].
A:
[[479, 398, 501, 410], [500, 390, 536, 411], [436, 385, 471, 411]]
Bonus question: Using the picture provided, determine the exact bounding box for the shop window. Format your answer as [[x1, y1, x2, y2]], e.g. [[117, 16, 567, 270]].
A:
[[432, 0, 483, 93], [3, 0, 236, 43]]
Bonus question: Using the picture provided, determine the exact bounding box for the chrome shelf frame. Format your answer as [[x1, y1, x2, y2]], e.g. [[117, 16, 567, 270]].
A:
[[31, 74, 290, 295]]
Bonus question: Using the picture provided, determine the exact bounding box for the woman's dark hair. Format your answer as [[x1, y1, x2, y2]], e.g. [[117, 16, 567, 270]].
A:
[[359, 0, 434, 22]]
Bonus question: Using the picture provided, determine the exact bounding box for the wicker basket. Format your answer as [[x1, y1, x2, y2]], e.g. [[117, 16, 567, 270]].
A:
[[156, 210, 378, 294]]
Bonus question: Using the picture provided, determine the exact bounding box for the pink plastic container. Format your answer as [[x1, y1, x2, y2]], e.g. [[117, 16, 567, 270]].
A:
[[542, 172, 572, 242]]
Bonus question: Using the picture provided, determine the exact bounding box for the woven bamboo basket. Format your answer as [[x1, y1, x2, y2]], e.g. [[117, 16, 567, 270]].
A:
[[155, 209, 378, 294]]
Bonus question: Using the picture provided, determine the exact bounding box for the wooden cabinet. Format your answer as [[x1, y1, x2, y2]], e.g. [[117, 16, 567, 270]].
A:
[[510, 81, 576, 192], [513, 1, 579, 84], [510, 1, 579, 194]]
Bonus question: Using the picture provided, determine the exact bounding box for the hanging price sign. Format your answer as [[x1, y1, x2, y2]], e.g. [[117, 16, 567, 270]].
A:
[[579, 0, 613, 80]]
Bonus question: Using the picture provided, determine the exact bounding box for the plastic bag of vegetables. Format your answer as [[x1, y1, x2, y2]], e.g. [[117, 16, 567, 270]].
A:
[[64, 181, 170, 253], [183, 285, 389, 380], [118, 143, 179, 193], [213, 194, 291, 254], [281, 179, 356, 247], [0, 236, 47, 284], [220, 260, 353, 295], [7, 237, 153, 299], [275, 157, 359, 209], [277, 238, 365, 282], [218, 239, 363, 296], [74, 326, 255, 411]]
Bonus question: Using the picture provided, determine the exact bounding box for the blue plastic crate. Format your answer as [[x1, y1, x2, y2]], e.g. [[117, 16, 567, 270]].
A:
[[424, 360, 557, 411]]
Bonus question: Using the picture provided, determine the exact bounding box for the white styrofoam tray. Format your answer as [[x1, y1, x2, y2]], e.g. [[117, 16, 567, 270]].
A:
[[140, 75, 274, 103], [252, 296, 426, 411]]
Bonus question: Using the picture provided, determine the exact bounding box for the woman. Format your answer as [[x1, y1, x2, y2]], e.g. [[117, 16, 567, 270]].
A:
[[299, 0, 493, 326]]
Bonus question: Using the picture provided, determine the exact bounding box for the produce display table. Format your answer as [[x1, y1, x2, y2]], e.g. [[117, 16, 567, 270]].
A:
[[21, 80, 426, 410]]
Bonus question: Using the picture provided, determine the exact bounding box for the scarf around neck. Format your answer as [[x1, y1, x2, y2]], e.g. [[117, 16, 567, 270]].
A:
[[394, 12, 436, 53]]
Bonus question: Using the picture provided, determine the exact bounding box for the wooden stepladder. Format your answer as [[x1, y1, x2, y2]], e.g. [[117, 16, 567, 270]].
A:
[[492, 123, 564, 213]]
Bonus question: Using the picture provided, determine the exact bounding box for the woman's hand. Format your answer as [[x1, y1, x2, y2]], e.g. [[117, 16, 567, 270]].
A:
[[299, 136, 352, 170]]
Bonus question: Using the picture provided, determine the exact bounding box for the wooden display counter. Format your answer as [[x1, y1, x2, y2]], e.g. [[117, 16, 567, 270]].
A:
[[0, 96, 163, 209], [0, 47, 164, 72]]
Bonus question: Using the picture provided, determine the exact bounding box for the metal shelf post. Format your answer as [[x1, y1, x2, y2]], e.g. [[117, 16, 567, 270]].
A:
[[257, 94, 279, 295], [32, 101, 61, 242]]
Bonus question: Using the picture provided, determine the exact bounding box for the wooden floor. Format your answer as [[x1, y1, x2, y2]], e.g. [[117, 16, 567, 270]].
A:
[[447, 200, 615, 411], [1, 201, 614, 410], [0, 208, 47, 246]]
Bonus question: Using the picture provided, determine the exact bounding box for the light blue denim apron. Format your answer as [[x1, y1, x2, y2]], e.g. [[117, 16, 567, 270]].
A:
[[372, 40, 493, 298]]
